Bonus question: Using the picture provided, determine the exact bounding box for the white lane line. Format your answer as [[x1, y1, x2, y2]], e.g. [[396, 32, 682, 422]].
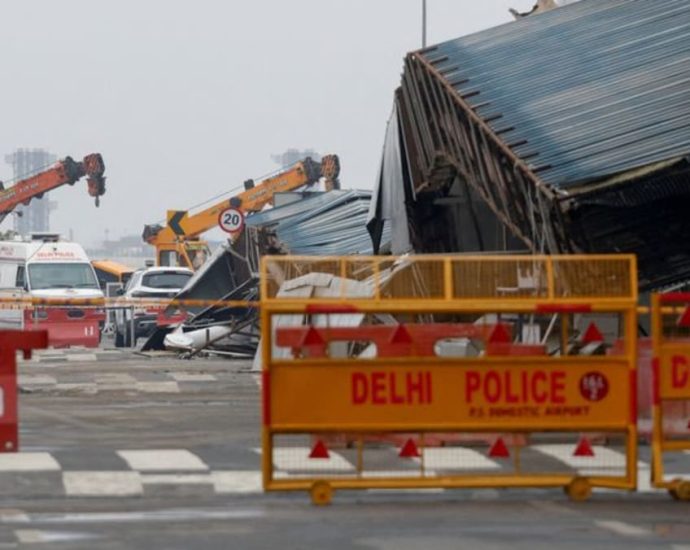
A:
[[63, 472, 143, 497], [55, 383, 98, 394], [256, 447, 355, 473], [6, 509, 264, 524], [15, 529, 99, 544], [141, 474, 213, 486], [532, 444, 626, 475], [65, 354, 98, 362], [136, 382, 180, 393], [418, 448, 501, 471], [94, 373, 137, 384], [95, 373, 137, 391], [596, 520, 652, 537], [211, 471, 262, 494], [169, 373, 217, 382], [367, 487, 445, 494], [0, 453, 60, 472], [117, 450, 209, 472], [361, 470, 433, 479], [635, 463, 654, 493], [17, 375, 56, 385]]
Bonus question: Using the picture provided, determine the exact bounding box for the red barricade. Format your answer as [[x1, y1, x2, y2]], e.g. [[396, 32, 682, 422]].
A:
[[0, 330, 48, 452]]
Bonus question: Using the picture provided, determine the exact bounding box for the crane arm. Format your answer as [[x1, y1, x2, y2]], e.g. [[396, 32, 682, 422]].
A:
[[0, 153, 106, 222], [143, 154, 340, 245]]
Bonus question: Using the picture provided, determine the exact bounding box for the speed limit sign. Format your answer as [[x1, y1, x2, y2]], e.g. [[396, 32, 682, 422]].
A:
[[218, 207, 245, 234]]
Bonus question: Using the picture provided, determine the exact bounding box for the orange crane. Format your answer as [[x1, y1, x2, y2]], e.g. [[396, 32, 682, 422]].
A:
[[0, 153, 106, 223], [142, 155, 340, 269]]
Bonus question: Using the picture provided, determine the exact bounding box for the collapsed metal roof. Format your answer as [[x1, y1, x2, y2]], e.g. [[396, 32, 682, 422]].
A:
[[247, 190, 389, 255], [423, 0, 690, 190], [389, 0, 690, 289]]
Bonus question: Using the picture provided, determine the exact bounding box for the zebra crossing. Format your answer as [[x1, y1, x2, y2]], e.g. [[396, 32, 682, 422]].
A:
[[17, 368, 223, 395], [0, 447, 686, 498]]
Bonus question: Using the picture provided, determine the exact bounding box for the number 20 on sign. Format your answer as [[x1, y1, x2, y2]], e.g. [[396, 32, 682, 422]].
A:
[[218, 207, 245, 234]]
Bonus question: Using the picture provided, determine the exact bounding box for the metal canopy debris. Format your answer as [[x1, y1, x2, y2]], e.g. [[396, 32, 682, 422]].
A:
[[387, 0, 690, 289], [426, 0, 690, 189], [246, 189, 389, 256]]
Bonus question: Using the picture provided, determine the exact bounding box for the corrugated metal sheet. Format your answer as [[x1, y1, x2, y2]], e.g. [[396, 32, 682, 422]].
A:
[[424, 0, 690, 189], [246, 190, 389, 255]]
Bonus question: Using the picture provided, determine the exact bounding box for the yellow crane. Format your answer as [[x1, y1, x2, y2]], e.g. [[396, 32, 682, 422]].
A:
[[142, 155, 340, 269]]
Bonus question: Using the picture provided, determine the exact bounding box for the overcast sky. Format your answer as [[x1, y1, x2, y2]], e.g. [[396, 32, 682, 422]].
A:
[[0, 0, 534, 246]]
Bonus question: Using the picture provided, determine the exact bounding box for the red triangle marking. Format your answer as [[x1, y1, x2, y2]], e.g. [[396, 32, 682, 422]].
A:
[[389, 324, 413, 344], [488, 324, 511, 344], [678, 306, 690, 328], [581, 322, 604, 344], [488, 437, 510, 458], [573, 437, 595, 457], [309, 440, 330, 459], [399, 438, 420, 458], [302, 326, 325, 346]]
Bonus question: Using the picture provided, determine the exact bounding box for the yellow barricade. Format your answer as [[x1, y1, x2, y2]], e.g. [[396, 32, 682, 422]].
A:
[[260, 255, 639, 504], [651, 293, 690, 500]]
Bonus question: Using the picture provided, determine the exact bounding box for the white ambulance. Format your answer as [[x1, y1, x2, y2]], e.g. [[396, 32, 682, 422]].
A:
[[0, 234, 105, 347]]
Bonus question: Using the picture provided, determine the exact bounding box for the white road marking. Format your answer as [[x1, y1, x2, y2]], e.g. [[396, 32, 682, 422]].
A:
[[5, 509, 264, 525], [596, 520, 652, 537], [17, 375, 56, 385], [136, 381, 180, 393], [141, 474, 213, 485], [0, 453, 60, 472], [63, 472, 143, 497], [636, 464, 655, 493], [65, 354, 98, 362], [54, 383, 98, 394], [95, 373, 137, 391], [366, 487, 445, 494], [211, 471, 262, 494], [418, 448, 501, 471], [14, 529, 99, 544], [257, 447, 355, 473], [169, 373, 217, 382], [361, 470, 434, 479], [532, 444, 626, 475], [117, 449, 209, 471]]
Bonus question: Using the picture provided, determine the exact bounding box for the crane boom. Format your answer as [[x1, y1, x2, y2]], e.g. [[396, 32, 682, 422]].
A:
[[142, 154, 340, 269], [0, 153, 106, 223]]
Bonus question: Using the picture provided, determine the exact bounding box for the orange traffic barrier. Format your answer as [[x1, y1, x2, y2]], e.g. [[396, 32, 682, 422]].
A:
[[650, 293, 690, 500], [260, 254, 639, 504]]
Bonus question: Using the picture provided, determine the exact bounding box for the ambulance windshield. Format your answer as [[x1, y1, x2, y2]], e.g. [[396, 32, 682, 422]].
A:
[[28, 262, 99, 290]]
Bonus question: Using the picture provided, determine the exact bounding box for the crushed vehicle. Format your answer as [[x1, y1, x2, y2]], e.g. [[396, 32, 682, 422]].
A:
[[114, 265, 193, 347]]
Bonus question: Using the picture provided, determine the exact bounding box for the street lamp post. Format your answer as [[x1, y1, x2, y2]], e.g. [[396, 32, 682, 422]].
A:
[[422, 0, 427, 47]]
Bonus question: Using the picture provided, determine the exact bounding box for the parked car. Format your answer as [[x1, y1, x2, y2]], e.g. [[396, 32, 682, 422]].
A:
[[114, 266, 193, 347]]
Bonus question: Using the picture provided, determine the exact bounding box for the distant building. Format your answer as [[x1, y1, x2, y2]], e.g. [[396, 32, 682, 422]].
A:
[[4, 149, 56, 235]]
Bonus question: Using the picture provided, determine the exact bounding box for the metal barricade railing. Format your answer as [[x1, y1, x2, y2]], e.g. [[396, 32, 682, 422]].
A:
[[0, 295, 258, 349], [651, 293, 690, 501], [260, 255, 639, 504]]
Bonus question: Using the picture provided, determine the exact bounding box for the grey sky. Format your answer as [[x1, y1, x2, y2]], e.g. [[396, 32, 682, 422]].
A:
[[0, 0, 532, 246]]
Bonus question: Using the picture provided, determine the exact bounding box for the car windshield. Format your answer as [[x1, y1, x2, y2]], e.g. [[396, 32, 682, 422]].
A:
[[142, 271, 192, 289], [28, 262, 99, 290]]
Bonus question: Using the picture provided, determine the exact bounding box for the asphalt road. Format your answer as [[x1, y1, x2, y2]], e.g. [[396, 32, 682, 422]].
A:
[[0, 348, 686, 549]]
